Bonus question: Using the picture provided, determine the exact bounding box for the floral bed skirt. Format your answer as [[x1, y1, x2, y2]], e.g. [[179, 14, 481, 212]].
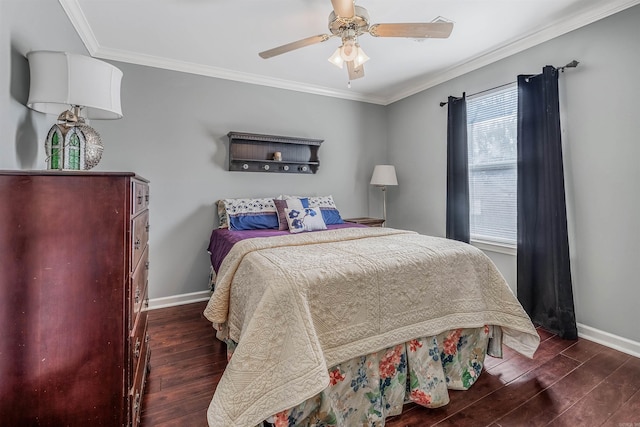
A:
[[224, 325, 498, 427]]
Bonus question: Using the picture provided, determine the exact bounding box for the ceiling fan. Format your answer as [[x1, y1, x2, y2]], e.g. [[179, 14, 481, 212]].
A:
[[258, 0, 454, 81]]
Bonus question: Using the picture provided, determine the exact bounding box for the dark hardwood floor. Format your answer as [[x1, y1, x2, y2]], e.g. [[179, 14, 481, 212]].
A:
[[140, 302, 640, 427]]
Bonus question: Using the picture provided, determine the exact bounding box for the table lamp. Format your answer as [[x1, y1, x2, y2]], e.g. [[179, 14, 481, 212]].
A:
[[26, 51, 123, 170]]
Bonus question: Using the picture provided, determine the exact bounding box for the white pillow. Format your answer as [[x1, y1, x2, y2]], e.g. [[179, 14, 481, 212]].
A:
[[284, 207, 327, 233]]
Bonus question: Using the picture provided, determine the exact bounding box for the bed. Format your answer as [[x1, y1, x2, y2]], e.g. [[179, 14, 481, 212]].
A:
[[203, 196, 540, 427]]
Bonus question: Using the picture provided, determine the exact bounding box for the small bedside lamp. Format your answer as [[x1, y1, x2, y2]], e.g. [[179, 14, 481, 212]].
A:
[[26, 51, 123, 170], [370, 164, 398, 226]]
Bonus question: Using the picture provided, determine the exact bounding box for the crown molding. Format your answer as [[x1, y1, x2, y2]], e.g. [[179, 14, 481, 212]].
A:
[[60, 0, 640, 106], [58, 0, 386, 105], [58, 0, 100, 54], [94, 46, 388, 105]]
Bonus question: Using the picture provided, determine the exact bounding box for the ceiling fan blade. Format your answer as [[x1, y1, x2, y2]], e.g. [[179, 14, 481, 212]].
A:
[[259, 34, 331, 59], [369, 22, 454, 38], [331, 0, 355, 18], [346, 61, 364, 80]]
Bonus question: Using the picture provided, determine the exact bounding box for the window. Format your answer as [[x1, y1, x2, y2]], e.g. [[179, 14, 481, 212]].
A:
[[466, 84, 517, 246]]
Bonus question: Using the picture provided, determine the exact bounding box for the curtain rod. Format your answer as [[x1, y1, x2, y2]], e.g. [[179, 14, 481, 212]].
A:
[[439, 60, 579, 107]]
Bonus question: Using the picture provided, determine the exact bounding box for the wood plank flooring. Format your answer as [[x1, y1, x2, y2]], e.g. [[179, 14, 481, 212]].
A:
[[140, 302, 640, 427]]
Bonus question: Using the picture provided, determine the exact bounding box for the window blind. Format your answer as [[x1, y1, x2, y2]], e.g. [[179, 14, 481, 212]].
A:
[[467, 84, 518, 245]]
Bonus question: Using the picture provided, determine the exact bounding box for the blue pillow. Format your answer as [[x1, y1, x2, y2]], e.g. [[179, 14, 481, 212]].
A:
[[318, 207, 344, 225], [222, 198, 279, 230], [307, 195, 344, 225]]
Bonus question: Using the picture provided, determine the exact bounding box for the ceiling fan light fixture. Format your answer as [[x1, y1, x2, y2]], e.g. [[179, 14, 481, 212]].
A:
[[328, 47, 345, 68], [353, 44, 370, 68]]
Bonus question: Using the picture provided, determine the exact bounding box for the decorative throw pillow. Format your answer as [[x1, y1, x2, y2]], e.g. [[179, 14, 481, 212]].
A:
[[284, 207, 327, 233], [273, 198, 309, 230], [222, 197, 279, 230]]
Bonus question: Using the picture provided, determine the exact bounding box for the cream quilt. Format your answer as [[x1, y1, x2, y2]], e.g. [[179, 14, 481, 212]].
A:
[[203, 227, 539, 427]]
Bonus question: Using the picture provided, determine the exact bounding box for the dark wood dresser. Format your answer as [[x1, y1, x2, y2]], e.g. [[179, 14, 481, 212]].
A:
[[0, 171, 151, 426]]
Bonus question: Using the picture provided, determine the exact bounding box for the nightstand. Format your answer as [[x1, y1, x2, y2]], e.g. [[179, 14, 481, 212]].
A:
[[344, 217, 386, 227]]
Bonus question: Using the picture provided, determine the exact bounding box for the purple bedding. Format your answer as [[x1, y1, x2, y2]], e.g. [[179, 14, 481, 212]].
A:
[[208, 223, 366, 273]]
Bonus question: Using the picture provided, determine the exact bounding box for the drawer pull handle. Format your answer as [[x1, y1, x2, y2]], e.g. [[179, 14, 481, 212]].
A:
[[134, 238, 141, 250], [137, 195, 143, 204], [145, 223, 150, 232], [145, 333, 150, 343], [134, 338, 141, 358], [145, 261, 150, 270], [135, 286, 140, 304], [145, 194, 149, 203]]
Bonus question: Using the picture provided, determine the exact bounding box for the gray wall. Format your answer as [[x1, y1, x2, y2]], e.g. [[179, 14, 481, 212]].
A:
[[387, 6, 640, 344], [1, 0, 388, 300], [100, 64, 387, 298]]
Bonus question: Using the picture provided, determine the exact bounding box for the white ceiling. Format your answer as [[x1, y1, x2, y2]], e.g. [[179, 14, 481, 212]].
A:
[[60, 0, 639, 105]]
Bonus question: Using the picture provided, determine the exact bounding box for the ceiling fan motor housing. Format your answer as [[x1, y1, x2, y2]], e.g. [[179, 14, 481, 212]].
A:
[[328, 5, 370, 37]]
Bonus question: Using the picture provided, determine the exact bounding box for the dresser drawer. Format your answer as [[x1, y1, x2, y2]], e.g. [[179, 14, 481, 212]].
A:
[[129, 246, 149, 329], [130, 308, 148, 370], [131, 210, 149, 271], [130, 328, 150, 427], [132, 180, 149, 215]]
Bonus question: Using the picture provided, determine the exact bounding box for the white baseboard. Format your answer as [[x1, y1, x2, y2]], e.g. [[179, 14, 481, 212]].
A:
[[577, 322, 640, 359], [146, 293, 640, 359], [147, 290, 210, 310]]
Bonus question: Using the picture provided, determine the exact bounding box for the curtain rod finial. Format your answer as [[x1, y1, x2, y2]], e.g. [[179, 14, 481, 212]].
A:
[[559, 60, 579, 72]]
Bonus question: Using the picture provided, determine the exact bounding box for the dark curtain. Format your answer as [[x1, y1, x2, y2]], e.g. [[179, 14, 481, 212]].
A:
[[517, 66, 577, 339], [446, 94, 470, 243]]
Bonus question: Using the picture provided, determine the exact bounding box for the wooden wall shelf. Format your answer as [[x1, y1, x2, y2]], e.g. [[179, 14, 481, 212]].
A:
[[227, 131, 323, 174]]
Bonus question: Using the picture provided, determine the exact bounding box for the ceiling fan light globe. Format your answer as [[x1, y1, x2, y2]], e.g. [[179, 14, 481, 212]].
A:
[[353, 45, 370, 68], [328, 47, 345, 68]]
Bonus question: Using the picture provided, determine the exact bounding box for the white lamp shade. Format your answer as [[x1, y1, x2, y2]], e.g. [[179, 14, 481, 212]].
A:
[[370, 165, 398, 186], [328, 47, 345, 69], [27, 51, 123, 119], [353, 45, 370, 68]]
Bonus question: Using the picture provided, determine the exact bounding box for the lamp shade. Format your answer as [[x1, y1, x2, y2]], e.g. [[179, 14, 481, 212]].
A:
[[26, 51, 123, 119], [370, 165, 398, 186], [328, 47, 345, 68]]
